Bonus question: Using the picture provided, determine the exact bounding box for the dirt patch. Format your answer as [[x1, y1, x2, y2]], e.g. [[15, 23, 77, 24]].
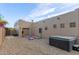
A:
[[0, 36, 79, 55]]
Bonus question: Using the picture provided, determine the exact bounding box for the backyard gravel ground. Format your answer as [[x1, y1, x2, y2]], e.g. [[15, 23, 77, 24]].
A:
[[0, 36, 79, 55]]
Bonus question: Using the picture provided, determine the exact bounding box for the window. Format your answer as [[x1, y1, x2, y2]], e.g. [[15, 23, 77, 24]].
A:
[[57, 17, 60, 20], [70, 22, 76, 28], [60, 23, 65, 28], [43, 21, 45, 23], [53, 24, 57, 28], [39, 28, 42, 33], [45, 27, 48, 30]]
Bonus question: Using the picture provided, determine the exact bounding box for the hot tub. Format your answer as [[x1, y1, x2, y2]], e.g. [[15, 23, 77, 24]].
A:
[[49, 36, 76, 52]]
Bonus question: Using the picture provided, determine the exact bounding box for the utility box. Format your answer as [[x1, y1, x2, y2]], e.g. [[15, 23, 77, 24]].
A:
[[49, 36, 76, 52]]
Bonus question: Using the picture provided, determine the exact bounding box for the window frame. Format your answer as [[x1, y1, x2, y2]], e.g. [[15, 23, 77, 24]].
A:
[[70, 22, 76, 28], [60, 23, 65, 28], [53, 24, 57, 28], [45, 27, 48, 30]]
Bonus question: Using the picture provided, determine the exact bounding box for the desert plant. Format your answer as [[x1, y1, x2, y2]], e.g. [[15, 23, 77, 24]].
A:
[[0, 15, 8, 27], [0, 20, 8, 25]]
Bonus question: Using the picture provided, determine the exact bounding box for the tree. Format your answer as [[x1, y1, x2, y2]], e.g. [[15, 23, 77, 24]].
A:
[[0, 15, 8, 27]]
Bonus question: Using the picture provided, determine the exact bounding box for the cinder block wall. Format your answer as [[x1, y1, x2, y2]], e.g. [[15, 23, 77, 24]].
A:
[[0, 27, 5, 47]]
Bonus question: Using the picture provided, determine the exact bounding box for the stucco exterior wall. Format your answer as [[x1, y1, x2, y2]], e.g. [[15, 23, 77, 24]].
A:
[[34, 9, 79, 44], [14, 20, 32, 37], [14, 8, 79, 43], [74, 8, 79, 43]]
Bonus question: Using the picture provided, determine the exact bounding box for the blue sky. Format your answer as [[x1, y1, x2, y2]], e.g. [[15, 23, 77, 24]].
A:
[[0, 3, 79, 27]]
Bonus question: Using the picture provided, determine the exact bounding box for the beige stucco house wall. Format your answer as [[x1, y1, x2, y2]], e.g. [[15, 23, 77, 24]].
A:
[[14, 8, 79, 43], [14, 20, 32, 37], [34, 8, 79, 43]]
